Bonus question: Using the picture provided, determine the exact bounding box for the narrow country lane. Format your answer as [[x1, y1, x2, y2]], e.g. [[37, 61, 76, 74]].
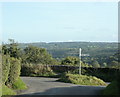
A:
[[18, 77, 106, 95]]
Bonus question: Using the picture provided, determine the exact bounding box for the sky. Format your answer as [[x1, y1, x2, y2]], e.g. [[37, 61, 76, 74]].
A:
[[2, 2, 118, 43]]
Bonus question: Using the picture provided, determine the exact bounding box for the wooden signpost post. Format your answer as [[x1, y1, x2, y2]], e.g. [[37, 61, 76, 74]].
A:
[[79, 48, 89, 75]]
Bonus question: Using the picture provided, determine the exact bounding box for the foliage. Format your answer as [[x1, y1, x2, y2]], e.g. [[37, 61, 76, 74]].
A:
[[91, 60, 100, 68], [61, 56, 79, 66], [69, 68, 88, 75], [103, 71, 120, 95], [21, 64, 56, 77], [2, 55, 11, 84], [2, 39, 21, 58], [22, 46, 57, 65], [12, 77, 27, 90], [50, 65, 119, 82], [21, 63, 33, 76], [107, 51, 120, 68], [82, 67, 119, 82], [2, 84, 16, 95], [109, 61, 120, 68], [61, 56, 92, 67], [2, 39, 27, 96], [6, 57, 21, 88], [101, 62, 107, 68], [103, 81, 119, 95], [58, 73, 107, 86], [18, 42, 118, 67]]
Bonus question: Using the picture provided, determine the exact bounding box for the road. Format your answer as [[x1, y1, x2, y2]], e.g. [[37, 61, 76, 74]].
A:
[[18, 77, 106, 95]]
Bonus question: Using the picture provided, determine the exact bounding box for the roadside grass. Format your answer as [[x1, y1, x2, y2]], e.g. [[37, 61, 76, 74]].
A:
[[2, 84, 16, 95], [12, 77, 27, 90], [1, 77, 27, 96], [58, 73, 107, 86], [103, 81, 120, 95]]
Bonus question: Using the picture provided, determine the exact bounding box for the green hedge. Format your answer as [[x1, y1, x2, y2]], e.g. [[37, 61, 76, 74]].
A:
[[2, 55, 21, 88], [21, 64, 55, 77], [50, 65, 120, 82], [103, 73, 120, 95], [2, 55, 11, 84], [6, 57, 21, 87], [103, 81, 119, 95]]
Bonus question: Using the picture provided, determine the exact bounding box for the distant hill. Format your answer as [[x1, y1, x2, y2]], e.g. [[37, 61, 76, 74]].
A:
[[18, 42, 118, 65]]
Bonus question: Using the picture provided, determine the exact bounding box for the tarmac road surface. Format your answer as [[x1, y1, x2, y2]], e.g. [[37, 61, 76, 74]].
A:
[[18, 77, 106, 95]]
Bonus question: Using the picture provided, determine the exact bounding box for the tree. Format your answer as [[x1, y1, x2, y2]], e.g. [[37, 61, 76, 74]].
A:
[[109, 61, 119, 68], [91, 60, 100, 68], [61, 56, 92, 67], [102, 62, 107, 68], [23, 46, 56, 65], [61, 56, 79, 66], [2, 39, 21, 58]]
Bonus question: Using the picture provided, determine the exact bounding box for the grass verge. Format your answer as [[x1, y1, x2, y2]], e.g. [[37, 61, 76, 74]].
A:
[[58, 73, 107, 86], [12, 77, 27, 90], [2, 84, 16, 95], [1, 77, 27, 96]]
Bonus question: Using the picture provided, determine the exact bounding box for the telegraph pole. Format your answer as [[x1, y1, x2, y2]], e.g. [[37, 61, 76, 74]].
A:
[[79, 48, 82, 75]]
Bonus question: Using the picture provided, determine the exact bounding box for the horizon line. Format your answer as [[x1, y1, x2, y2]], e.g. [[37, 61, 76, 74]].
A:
[[2, 40, 119, 44]]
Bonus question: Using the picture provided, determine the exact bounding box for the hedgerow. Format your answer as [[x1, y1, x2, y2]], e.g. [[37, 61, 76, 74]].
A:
[[2, 55, 11, 84], [21, 63, 56, 77], [6, 57, 21, 88]]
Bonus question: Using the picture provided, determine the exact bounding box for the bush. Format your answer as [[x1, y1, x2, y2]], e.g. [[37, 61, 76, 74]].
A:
[[6, 57, 21, 87], [2, 55, 11, 84], [32, 64, 55, 76], [68, 68, 87, 75], [21, 64, 56, 77], [21, 63, 33, 76], [103, 72, 120, 95], [58, 73, 107, 86], [103, 81, 119, 95]]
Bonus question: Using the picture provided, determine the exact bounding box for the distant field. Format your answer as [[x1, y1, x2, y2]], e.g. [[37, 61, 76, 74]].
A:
[[18, 42, 118, 65]]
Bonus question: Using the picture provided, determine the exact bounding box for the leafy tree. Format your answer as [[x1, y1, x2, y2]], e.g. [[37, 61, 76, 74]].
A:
[[109, 61, 119, 68], [102, 62, 107, 68], [61, 56, 92, 67], [106, 52, 120, 68], [23, 46, 56, 65], [61, 56, 79, 66], [2, 39, 21, 58], [91, 60, 100, 68]]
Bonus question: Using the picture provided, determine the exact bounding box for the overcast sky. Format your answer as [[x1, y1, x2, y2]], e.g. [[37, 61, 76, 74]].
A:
[[2, 2, 118, 43]]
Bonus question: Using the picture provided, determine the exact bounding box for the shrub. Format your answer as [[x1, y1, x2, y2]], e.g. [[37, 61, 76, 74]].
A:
[[32, 64, 55, 76], [58, 73, 107, 86], [103, 72, 120, 95], [21, 64, 56, 77], [6, 57, 21, 87], [21, 63, 33, 76], [2, 55, 11, 84], [103, 81, 119, 95]]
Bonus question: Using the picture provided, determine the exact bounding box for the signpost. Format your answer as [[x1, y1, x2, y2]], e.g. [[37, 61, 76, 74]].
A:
[[79, 48, 89, 75]]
